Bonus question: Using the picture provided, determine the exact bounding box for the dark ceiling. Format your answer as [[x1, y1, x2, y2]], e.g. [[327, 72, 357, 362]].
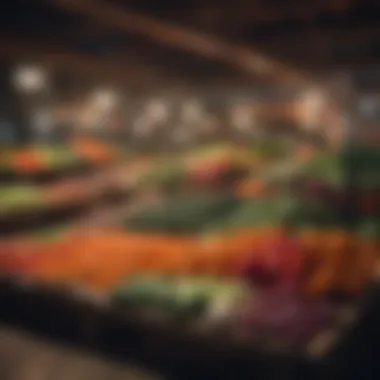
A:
[[0, 0, 380, 88]]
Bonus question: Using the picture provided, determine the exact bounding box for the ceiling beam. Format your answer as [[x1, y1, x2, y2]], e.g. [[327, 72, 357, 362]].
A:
[[188, 0, 351, 33], [253, 25, 380, 70], [49, 0, 312, 85]]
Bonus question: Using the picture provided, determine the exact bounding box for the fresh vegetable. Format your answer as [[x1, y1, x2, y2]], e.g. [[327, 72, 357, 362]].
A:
[[0, 185, 44, 213], [237, 230, 302, 288], [239, 287, 336, 345], [125, 195, 240, 233]]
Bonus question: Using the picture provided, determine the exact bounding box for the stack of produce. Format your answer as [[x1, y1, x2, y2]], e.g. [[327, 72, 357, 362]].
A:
[[0, 145, 81, 174], [43, 176, 108, 206], [125, 194, 240, 233], [0, 185, 44, 214], [112, 276, 250, 322], [1, 193, 376, 297], [0, 197, 376, 347], [183, 143, 257, 189], [0, 138, 123, 176], [136, 158, 186, 194], [248, 139, 291, 166], [0, 176, 106, 216], [134, 142, 282, 196], [69, 137, 120, 164], [294, 144, 380, 217], [0, 140, 378, 349]]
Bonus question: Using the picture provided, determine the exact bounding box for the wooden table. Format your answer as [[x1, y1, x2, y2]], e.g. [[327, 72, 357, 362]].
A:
[[0, 326, 164, 380]]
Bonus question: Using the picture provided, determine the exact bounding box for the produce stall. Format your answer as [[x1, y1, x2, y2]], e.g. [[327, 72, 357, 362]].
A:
[[0, 138, 379, 376], [0, 136, 142, 234], [0, 137, 123, 183], [1, 1, 380, 379], [2, 96, 380, 377]]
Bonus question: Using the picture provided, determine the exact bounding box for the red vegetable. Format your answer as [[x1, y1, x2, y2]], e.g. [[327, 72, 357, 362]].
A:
[[238, 231, 302, 289]]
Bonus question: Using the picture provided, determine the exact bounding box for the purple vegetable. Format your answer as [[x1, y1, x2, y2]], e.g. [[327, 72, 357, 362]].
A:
[[239, 287, 336, 344], [237, 261, 280, 287]]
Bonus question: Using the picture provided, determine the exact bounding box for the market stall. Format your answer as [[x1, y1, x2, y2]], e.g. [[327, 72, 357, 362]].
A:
[[1, 1, 380, 379]]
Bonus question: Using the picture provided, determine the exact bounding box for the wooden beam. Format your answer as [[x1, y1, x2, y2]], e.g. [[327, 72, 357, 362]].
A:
[[252, 25, 380, 70], [50, 0, 312, 85], [0, 38, 177, 88], [191, 0, 351, 31]]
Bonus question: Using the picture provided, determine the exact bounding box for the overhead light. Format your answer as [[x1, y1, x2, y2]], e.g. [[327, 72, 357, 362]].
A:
[[12, 64, 47, 93]]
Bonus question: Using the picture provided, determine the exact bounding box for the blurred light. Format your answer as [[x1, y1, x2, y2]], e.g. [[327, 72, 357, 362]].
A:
[[299, 90, 325, 131], [145, 99, 170, 124], [133, 118, 155, 137], [32, 108, 51, 132], [132, 98, 171, 137], [181, 99, 203, 123], [230, 104, 256, 132], [248, 56, 273, 75], [172, 127, 191, 143], [359, 96, 378, 117], [12, 65, 47, 93], [90, 89, 119, 112], [201, 116, 217, 134]]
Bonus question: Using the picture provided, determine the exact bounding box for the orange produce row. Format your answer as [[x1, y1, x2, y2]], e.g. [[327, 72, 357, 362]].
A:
[[297, 229, 377, 295], [2, 228, 276, 293], [1, 227, 377, 296], [7, 149, 46, 173]]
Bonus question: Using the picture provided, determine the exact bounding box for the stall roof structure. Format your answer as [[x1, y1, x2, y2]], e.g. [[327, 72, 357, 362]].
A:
[[0, 0, 379, 89]]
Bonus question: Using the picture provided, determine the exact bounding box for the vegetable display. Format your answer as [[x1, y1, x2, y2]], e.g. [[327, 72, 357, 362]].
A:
[[0, 140, 379, 351], [0, 138, 122, 175]]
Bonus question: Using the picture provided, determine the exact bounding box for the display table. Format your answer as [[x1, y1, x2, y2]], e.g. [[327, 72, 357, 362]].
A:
[[0, 325, 163, 380]]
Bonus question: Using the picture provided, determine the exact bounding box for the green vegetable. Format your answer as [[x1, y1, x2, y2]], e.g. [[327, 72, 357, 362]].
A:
[[31, 225, 70, 242], [283, 198, 342, 229], [249, 139, 290, 161], [205, 197, 296, 232], [125, 194, 240, 233], [0, 185, 44, 213], [356, 218, 380, 241], [137, 160, 186, 192], [296, 152, 343, 186], [111, 276, 174, 308], [111, 276, 249, 320], [39, 146, 80, 169], [296, 144, 380, 189]]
